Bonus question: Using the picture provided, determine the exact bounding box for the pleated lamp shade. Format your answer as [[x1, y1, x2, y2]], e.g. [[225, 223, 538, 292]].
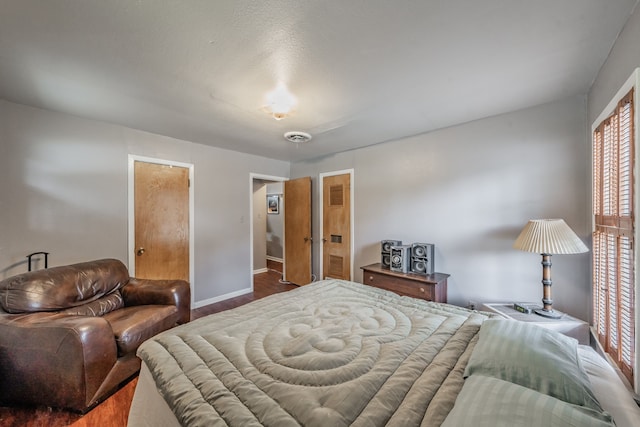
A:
[[513, 219, 588, 255]]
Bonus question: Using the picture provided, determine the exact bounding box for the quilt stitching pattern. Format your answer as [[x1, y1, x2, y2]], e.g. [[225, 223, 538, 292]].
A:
[[138, 280, 487, 427]]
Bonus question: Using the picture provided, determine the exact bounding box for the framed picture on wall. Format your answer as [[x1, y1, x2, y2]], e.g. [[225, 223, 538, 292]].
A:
[[267, 194, 279, 214]]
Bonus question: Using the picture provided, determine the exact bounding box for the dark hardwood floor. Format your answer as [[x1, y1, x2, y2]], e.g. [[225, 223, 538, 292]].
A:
[[191, 267, 294, 320], [0, 265, 294, 427]]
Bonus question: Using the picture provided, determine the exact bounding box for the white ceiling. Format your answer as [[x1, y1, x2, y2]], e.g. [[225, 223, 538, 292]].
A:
[[0, 1, 637, 162]]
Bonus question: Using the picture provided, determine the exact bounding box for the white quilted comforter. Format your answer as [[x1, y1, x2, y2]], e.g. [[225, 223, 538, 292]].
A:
[[137, 279, 490, 426]]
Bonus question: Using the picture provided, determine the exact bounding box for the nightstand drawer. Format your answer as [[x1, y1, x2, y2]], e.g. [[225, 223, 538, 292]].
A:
[[364, 272, 435, 300], [360, 263, 449, 303]]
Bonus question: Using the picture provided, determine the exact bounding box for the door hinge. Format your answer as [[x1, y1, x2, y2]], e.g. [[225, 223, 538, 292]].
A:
[[188, 178, 191, 188]]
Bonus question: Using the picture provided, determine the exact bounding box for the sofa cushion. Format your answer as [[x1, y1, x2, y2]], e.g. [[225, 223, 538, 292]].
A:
[[0, 259, 130, 313], [103, 305, 179, 356], [60, 291, 124, 317]]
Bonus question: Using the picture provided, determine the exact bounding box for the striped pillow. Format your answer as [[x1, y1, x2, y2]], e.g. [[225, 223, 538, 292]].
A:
[[464, 319, 602, 410], [443, 375, 614, 426]]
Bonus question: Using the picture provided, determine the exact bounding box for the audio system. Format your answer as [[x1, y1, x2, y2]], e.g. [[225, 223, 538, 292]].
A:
[[381, 240, 402, 268], [410, 243, 434, 274], [390, 245, 411, 273], [380, 240, 435, 275]]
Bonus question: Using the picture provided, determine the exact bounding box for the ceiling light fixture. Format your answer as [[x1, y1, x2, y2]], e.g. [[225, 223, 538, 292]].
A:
[[265, 82, 296, 120], [284, 131, 312, 144]]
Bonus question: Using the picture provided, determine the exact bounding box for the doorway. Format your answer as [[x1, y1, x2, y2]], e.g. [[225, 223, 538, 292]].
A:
[[250, 174, 287, 290], [252, 176, 286, 276], [250, 174, 313, 288], [128, 155, 194, 305], [319, 169, 354, 280]]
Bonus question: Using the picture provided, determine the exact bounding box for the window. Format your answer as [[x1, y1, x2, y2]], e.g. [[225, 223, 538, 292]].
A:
[[592, 88, 635, 386]]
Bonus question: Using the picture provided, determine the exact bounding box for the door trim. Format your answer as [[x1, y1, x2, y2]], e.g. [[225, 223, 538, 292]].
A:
[[319, 169, 355, 280], [249, 173, 288, 291], [128, 154, 195, 308]]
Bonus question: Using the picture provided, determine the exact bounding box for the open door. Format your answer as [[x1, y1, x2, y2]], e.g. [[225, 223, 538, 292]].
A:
[[284, 176, 312, 285]]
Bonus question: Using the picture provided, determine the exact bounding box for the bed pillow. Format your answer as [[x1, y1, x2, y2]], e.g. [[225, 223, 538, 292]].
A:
[[442, 375, 614, 427], [464, 319, 602, 410]]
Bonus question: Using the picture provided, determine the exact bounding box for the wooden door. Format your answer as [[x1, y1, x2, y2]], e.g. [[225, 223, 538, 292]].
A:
[[284, 177, 312, 285], [134, 161, 189, 280], [322, 173, 351, 280]]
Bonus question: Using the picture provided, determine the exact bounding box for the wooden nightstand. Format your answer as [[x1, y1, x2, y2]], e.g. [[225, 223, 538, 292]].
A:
[[360, 263, 449, 303], [480, 303, 590, 345]]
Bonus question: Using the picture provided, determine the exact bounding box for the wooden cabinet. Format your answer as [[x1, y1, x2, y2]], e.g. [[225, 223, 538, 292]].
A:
[[360, 263, 449, 303]]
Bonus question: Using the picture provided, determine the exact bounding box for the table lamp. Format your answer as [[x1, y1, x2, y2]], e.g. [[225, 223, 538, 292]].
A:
[[513, 219, 588, 318]]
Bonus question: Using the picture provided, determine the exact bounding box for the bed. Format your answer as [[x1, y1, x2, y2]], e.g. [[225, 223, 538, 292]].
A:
[[128, 279, 640, 426]]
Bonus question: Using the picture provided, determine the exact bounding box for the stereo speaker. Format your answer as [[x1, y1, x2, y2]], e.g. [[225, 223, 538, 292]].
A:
[[390, 245, 411, 273], [411, 243, 434, 274], [381, 240, 402, 253], [411, 258, 432, 274], [381, 253, 391, 268], [381, 240, 402, 268]]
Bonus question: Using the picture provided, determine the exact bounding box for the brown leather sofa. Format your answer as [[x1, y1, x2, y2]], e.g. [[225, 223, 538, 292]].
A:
[[0, 258, 190, 412]]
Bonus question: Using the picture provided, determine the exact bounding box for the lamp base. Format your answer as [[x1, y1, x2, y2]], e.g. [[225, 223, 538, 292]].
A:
[[534, 308, 563, 319]]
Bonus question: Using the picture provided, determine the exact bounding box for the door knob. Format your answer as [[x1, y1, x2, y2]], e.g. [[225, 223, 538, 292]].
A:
[[304, 237, 313, 242], [136, 247, 146, 256]]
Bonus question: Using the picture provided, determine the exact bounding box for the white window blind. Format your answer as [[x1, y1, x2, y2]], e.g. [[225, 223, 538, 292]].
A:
[[592, 89, 635, 385]]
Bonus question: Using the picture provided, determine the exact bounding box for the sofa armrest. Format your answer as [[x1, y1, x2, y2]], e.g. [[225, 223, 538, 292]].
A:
[[0, 312, 117, 411], [122, 278, 190, 324]]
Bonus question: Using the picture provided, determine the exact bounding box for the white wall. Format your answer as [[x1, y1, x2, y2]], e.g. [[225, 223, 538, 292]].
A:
[[0, 100, 289, 305], [588, 5, 640, 124], [291, 96, 591, 320], [0, 90, 596, 319]]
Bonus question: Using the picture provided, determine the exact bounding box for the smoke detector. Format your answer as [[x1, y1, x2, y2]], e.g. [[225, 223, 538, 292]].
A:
[[284, 131, 312, 144]]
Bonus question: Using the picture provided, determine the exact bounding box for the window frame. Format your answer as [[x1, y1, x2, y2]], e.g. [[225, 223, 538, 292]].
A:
[[591, 68, 640, 392]]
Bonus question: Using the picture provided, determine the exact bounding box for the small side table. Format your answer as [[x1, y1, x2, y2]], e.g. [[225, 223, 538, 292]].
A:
[[480, 303, 590, 345]]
